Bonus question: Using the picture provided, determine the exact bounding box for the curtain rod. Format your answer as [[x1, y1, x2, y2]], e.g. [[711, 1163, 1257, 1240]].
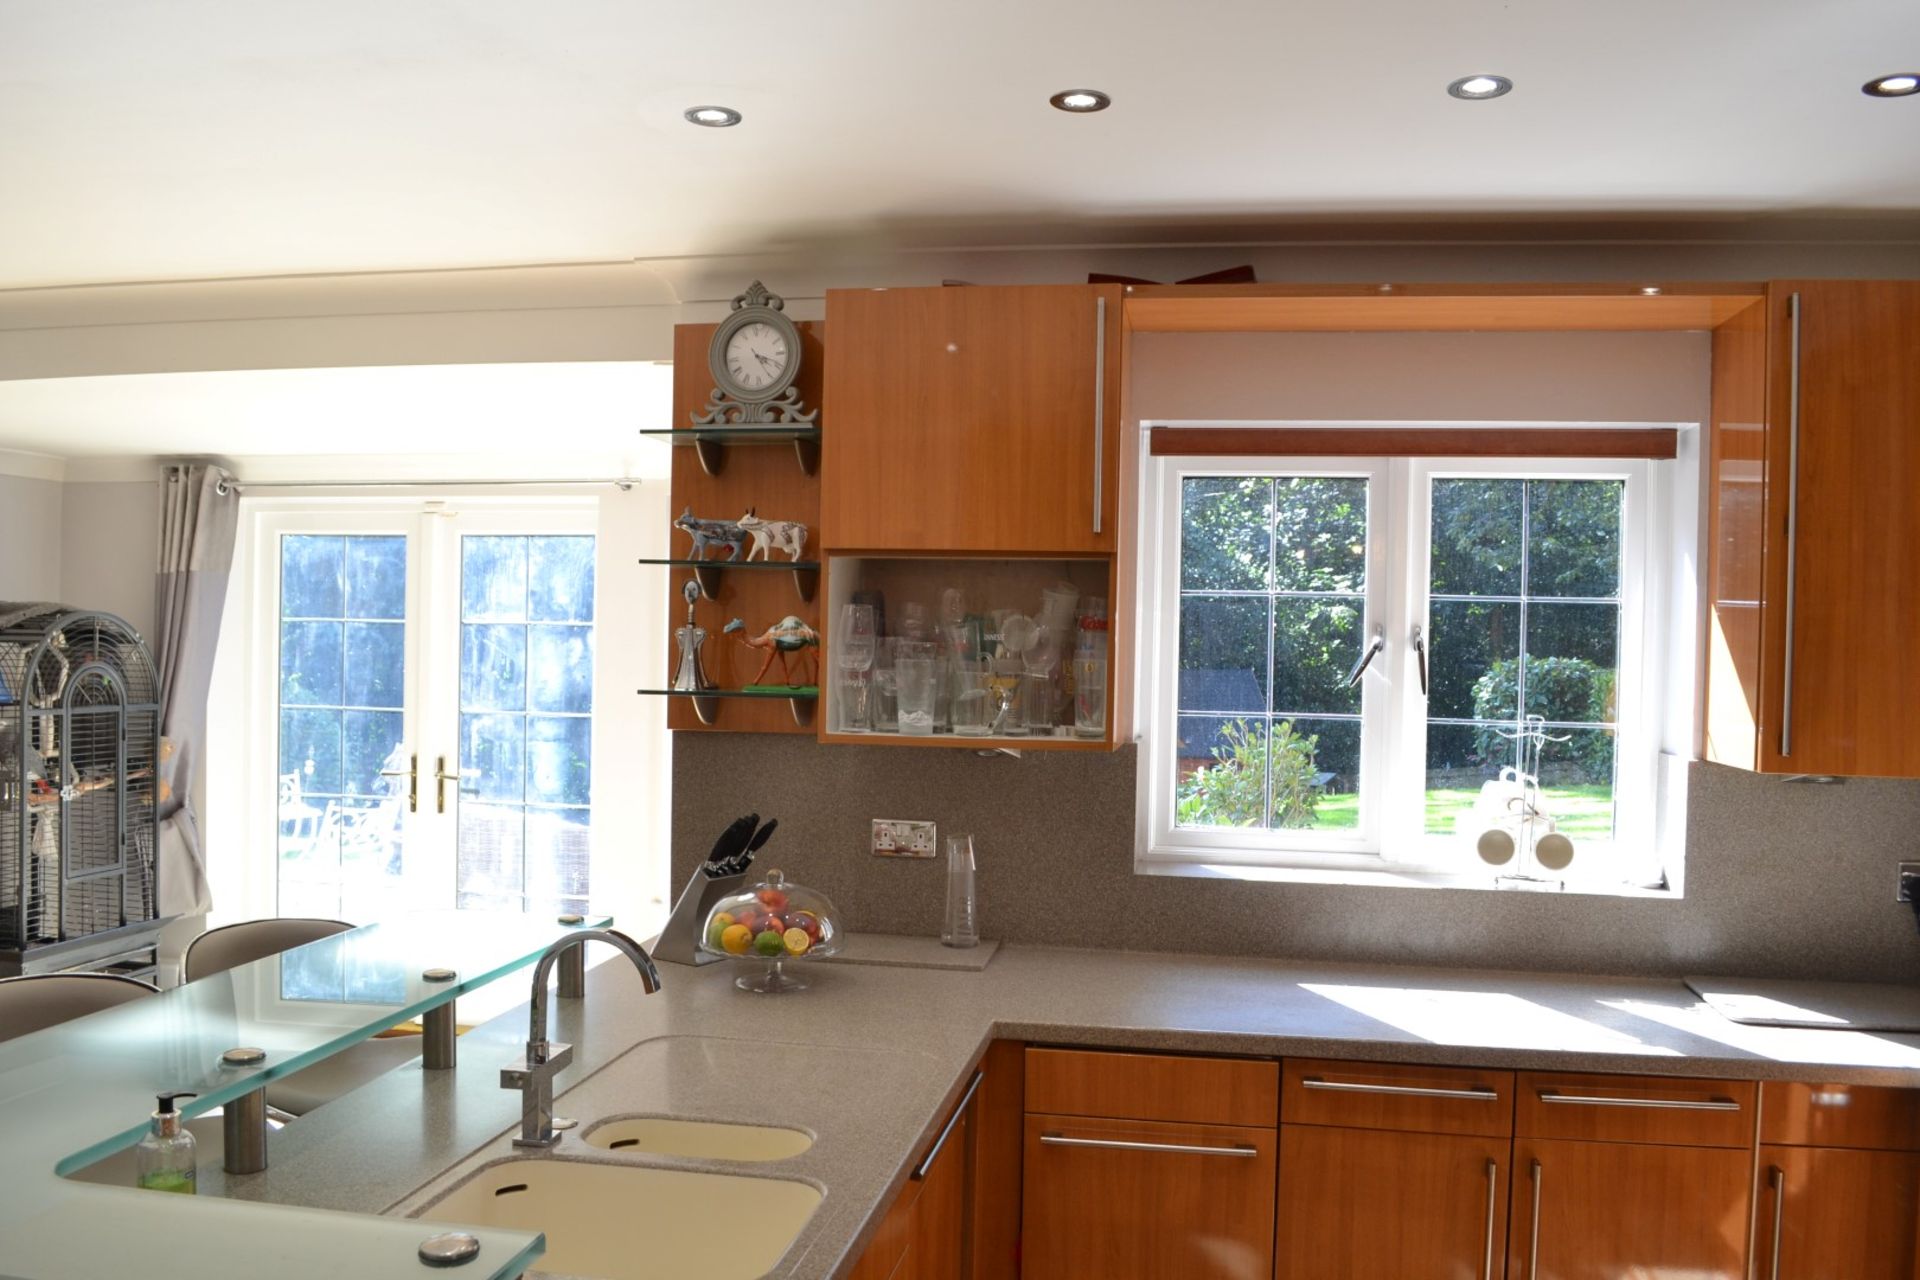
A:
[[217, 476, 637, 495]]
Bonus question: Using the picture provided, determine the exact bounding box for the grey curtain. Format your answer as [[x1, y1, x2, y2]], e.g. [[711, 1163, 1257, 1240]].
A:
[[153, 463, 238, 918]]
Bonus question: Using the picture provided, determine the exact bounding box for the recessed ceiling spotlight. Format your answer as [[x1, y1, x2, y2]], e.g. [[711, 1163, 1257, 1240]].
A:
[[683, 105, 742, 127], [1863, 73, 1920, 97], [1447, 74, 1513, 100], [1049, 89, 1111, 113]]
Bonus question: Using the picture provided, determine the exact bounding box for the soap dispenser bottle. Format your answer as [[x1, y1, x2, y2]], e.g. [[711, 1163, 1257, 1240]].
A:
[[137, 1091, 198, 1194]]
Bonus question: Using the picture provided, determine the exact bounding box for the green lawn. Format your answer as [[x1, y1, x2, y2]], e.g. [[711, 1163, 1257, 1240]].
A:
[[1302, 785, 1613, 836]]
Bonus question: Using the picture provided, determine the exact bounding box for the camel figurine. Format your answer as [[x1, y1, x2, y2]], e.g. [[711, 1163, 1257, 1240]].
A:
[[724, 615, 819, 688]]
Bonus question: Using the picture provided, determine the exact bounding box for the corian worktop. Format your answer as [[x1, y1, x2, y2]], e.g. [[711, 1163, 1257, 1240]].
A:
[[187, 942, 1920, 1280]]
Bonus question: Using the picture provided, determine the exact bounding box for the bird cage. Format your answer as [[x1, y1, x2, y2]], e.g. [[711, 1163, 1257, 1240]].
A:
[[0, 606, 162, 975]]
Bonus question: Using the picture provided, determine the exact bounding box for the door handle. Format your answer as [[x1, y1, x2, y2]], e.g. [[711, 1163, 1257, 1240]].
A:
[[434, 756, 474, 815], [1481, 1158, 1498, 1280], [1780, 290, 1802, 758], [1413, 625, 1429, 697], [1766, 1165, 1785, 1280], [1345, 625, 1386, 688], [912, 1072, 983, 1180], [1092, 294, 1107, 537], [1527, 1158, 1542, 1279], [379, 754, 418, 813]]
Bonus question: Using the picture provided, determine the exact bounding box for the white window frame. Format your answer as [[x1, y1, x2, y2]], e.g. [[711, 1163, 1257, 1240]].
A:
[[1137, 435, 1674, 891]]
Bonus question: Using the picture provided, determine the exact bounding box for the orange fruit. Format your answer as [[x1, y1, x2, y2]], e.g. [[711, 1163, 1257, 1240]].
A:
[[719, 923, 753, 955]]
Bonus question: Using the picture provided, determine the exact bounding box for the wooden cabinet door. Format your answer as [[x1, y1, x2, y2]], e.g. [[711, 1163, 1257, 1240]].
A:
[[1757, 281, 1920, 777], [1276, 1126, 1508, 1280], [1023, 1113, 1277, 1280], [1508, 1139, 1750, 1280], [822, 284, 1121, 554], [1756, 1146, 1920, 1280], [908, 1094, 971, 1280]]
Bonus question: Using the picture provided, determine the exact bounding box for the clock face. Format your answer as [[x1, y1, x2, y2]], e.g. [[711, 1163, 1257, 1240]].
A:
[[724, 321, 791, 393]]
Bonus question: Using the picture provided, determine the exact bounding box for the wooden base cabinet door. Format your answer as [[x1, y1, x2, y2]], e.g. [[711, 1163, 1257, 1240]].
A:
[[909, 1097, 971, 1280], [1755, 1146, 1920, 1280], [1022, 1114, 1277, 1279], [1508, 1139, 1750, 1280], [1275, 1127, 1508, 1280]]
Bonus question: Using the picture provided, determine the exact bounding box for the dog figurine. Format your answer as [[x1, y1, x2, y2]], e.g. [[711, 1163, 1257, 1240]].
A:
[[674, 507, 749, 561], [736, 509, 809, 563]]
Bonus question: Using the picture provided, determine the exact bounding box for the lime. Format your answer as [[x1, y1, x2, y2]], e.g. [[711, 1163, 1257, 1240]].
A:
[[753, 929, 785, 957]]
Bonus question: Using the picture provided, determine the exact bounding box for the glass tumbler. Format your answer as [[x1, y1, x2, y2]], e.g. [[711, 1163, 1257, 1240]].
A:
[[894, 641, 936, 735], [943, 834, 978, 949], [1072, 656, 1107, 739], [950, 661, 992, 736]]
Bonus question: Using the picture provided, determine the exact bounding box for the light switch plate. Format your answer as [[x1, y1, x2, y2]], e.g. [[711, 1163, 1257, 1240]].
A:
[[872, 819, 937, 859]]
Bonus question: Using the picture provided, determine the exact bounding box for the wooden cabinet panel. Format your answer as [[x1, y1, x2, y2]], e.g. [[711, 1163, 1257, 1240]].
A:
[[1281, 1058, 1514, 1137], [1515, 1071, 1755, 1148], [1756, 1145, 1920, 1280], [909, 1093, 970, 1280], [967, 1041, 1023, 1280], [1509, 1138, 1750, 1280], [1026, 1046, 1280, 1128], [1275, 1126, 1508, 1280], [848, 1177, 923, 1280], [1763, 1081, 1920, 1151], [1704, 296, 1769, 768], [1023, 1113, 1277, 1280], [822, 284, 1121, 554]]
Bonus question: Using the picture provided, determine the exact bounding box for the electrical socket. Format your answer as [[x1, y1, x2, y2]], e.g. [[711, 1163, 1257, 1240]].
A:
[[1899, 862, 1920, 903], [872, 819, 937, 859]]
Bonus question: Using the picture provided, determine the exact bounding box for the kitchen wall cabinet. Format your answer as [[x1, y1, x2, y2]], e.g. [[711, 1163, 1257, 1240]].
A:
[[821, 283, 1122, 555], [1754, 1081, 1920, 1280], [1707, 280, 1920, 777]]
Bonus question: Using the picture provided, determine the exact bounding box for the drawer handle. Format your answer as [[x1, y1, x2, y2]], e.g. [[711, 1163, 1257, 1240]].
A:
[[1536, 1090, 1741, 1112], [1039, 1133, 1259, 1159], [911, 1071, 982, 1181], [1303, 1077, 1500, 1101]]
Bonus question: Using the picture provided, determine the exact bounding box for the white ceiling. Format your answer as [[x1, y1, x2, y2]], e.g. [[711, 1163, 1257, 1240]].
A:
[[0, 363, 676, 472], [4, 0, 1918, 289]]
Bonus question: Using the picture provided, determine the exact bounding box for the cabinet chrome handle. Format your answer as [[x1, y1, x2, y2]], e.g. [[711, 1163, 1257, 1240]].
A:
[[1767, 1165, 1785, 1280], [1303, 1077, 1498, 1101], [1482, 1158, 1498, 1280], [1413, 625, 1429, 697], [378, 753, 418, 813], [912, 1071, 982, 1181], [1039, 1133, 1258, 1158], [1527, 1158, 1543, 1280], [1780, 289, 1802, 758], [1536, 1090, 1740, 1111], [1092, 294, 1107, 536], [1345, 625, 1386, 688]]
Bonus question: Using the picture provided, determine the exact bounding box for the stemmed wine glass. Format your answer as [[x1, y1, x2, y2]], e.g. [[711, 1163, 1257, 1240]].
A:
[[836, 603, 877, 731]]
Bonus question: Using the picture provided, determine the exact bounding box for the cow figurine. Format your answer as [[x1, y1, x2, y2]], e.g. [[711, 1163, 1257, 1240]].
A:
[[736, 509, 809, 563], [724, 615, 819, 688], [673, 507, 749, 561]]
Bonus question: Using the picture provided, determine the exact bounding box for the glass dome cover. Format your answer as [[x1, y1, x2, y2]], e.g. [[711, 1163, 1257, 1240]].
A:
[[699, 869, 842, 992]]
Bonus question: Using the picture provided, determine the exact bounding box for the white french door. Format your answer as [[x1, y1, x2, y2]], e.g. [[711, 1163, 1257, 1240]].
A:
[[245, 501, 602, 924]]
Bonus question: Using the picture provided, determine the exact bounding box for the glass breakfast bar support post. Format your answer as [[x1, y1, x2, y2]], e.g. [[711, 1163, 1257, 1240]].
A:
[[223, 1088, 269, 1175]]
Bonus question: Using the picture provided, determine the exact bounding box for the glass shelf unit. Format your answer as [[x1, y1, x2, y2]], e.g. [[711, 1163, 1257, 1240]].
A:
[[0, 910, 613, 1280], [637, 686, 818, 728], [638, 557, 820, 603], [638, 426, 820, 478]]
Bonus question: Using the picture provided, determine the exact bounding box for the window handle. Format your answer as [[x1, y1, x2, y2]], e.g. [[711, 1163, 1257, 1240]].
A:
[[379, 754, 418, 814], [1345, 626, 1386, 688], [1413, 625, 1429, 698]]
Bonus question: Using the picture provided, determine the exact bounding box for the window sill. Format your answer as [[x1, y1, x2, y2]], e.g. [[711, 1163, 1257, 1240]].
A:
[[1134, 855, 1679, 900]]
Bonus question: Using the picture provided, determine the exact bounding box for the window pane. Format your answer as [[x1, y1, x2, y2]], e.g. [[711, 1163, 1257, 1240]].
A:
[[1538, 727, 1617, 842], [462, 711, 525, 803], [280, 708, 343, 794], [281, 535, 344, 617], [345, 535, 407, 619], [462, 536, 527, 622], [1424, 722, 1517, 837], [457, 802, 525, 912], [1429, 599, 1522, 721], [342, 710, 404, 797], [343, 621, 404, 708], [525, 809, 592, 912], [280, 621, 343, 706], [1174, 715, 1270, 829], [1181, 478, 1272, 592], [530, 537, 596, 622], [527, 716, 592, 806], [1271, 597, 1363, 716], [1525, 601, 1620, 707], [529, 626, 594, 714], [1527, 480, 1623, 598], [1274, 717, 1360, 831], [1430, 479, 1522, 596], [462, 623, 528, 712], [1178, 597, 1269, 713], [1272, 477, 1368, 593]]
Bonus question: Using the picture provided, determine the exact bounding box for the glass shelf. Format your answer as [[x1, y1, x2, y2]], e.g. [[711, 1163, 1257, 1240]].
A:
[[0, 910, 610, 1280], [638, 426, 820, 477], [638, 558, 820, 603], [638, 687, 818, 728]]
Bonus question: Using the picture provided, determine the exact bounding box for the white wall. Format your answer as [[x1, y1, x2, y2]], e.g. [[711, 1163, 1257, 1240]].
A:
[[0, 469, 65, 602], [58, 480, 158, 635]]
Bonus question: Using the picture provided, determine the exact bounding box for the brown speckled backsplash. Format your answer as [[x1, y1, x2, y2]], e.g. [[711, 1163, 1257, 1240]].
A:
[[671, 735, 1920, 983]]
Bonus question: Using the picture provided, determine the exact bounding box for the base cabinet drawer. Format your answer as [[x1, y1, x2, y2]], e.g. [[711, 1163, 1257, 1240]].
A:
[[1508, 1138, 1750, 1280], [1276, 1126, 1509, 1280], [1022, 1113, 1276, 1279], [1756, 1145, 1920, 1280]]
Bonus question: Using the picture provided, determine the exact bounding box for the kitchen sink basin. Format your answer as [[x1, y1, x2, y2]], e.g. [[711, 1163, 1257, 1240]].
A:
[[418, 1158, 821, 1280], [583, 1116, 813, 1162]]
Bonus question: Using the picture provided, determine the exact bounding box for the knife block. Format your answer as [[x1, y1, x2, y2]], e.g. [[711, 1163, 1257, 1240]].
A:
[[654, 866, 748, 967]]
